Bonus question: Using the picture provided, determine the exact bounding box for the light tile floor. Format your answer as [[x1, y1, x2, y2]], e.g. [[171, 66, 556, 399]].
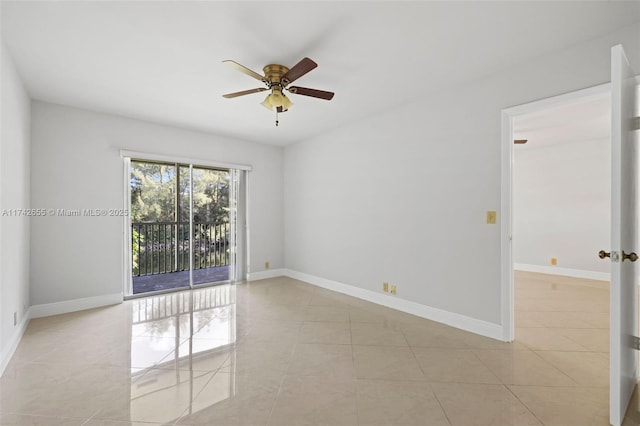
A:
[[0, 272, 635, 425]]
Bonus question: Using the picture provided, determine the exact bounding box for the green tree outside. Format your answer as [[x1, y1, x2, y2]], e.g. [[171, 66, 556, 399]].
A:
[[130, 161, 230, 276]]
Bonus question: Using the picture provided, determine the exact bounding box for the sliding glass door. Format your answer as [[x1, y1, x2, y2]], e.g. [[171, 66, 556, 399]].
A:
[[190, 166, 232, 286], [127, 160, 239, 297]]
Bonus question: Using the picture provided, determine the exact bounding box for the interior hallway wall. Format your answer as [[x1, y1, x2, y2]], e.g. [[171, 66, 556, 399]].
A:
[[513, 137, 610, 278]]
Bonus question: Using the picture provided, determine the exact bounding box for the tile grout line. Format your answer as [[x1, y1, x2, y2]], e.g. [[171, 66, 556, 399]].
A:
[[79, 409, 100, 426], [404, 338, 456, 424], [503, 384, 546, 425], [428, 384, 454, 426], [173, 365, 222, 425], [528, 348, 582, 387], [263, 359, 290, 426], [467, 348, 503, 385], [533, 349, 606, 387]]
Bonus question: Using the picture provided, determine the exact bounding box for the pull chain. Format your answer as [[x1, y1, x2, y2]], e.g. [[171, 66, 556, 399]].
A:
[[275, 109, 279, 127]]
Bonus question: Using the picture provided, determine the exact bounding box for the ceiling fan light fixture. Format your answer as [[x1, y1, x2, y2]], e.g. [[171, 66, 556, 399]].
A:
[[261, 88, 293, 111], [223, 57, 332, 124]]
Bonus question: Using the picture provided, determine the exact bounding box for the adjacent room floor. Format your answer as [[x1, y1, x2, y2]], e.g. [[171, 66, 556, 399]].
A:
[[0, 271, 634, 425]]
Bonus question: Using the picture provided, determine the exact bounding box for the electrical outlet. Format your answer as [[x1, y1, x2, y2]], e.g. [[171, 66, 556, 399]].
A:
[[383, 282, 389, 292], [13, 312, 17, 326], [265, 261, 270, 269], [390, 285, 397, 295]]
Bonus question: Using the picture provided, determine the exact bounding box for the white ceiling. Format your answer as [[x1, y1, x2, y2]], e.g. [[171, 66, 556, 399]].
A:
[[2, 1, 639, 146]]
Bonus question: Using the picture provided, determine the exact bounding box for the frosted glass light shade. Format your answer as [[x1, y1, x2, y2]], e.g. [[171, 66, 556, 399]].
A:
[[261, 89, 293, 111]]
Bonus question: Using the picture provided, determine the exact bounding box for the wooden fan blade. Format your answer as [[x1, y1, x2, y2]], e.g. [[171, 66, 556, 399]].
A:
[[222, 60, 265, 82], [288, 86, 334, 100], [222, 88, 267, 98], [281, 57, 317, 84]]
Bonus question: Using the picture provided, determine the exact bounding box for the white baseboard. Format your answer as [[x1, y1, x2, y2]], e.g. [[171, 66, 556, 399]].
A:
[[284, 269, 503, 341], [30, 292, 123, 319], [514, 263, 610, 282], [247, 269, 287, 282], [1, 307, 32, 377]]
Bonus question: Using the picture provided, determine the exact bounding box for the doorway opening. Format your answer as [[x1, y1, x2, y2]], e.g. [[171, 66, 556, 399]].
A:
[[500, 85, 614, 421], [501, 83, 611, 341], [124, 158, 246, 297]]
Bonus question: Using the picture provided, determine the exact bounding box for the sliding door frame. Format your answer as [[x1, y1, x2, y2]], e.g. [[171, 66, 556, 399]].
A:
[[121, 150, 251, 299]]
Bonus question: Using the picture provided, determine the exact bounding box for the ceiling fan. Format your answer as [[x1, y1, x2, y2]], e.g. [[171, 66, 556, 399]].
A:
[[222, 57, 334, 126]]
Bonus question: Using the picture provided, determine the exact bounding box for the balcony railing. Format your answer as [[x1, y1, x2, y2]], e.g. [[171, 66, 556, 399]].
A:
[[132, 221, 230, 277]]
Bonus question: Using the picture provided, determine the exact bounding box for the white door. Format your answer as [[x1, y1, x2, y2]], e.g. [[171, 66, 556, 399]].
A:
[[609, 44, 639, 426]]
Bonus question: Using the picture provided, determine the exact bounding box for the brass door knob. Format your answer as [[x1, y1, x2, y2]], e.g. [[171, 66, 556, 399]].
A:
[[599, 250, 611, 259], [623, 251, 639, 262]]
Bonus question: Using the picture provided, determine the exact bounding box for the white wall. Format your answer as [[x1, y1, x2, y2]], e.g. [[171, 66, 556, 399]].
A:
[[1, 41, 31, 371], [513, 138, 610, 277], [30, 102, 283, 306], [284, 24, 639, 328]]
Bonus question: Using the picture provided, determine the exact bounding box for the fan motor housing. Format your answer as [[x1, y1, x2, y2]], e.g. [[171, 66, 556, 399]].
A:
[[263, 64, 289, 85]]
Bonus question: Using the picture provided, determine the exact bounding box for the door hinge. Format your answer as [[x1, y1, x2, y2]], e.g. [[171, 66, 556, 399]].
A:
[[632, 116, 640, 131], [631, 335, 640, 351]]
